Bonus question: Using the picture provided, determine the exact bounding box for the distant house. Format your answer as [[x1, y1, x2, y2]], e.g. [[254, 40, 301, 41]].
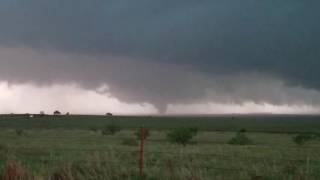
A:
[[25, 113, 33, 118], [106, 113, 113, 116], [54, 110, 62, 116], [39, 111, 46, 117]]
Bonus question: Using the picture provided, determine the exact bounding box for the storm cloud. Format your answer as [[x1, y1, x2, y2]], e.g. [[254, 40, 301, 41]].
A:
[[0, 0, 320, 114]]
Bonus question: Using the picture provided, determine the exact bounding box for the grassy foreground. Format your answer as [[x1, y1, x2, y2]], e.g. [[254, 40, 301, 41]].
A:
[[0, 115, 320, 179]]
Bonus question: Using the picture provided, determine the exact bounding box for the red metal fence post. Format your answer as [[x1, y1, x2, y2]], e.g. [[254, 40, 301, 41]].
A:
[[139, 127, 145, 177]]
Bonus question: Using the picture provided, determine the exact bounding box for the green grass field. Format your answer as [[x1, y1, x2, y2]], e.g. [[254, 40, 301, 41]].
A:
[[0, 115, 320, 179]]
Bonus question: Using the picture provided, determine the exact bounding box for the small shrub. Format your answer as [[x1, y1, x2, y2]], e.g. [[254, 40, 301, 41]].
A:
[[239, 128, 247, 133], [167, 127, 199, 146], [229, 131, 253, 145], [293, 134, 314, 146], [121, 138, 138, 146], [89, 127, 99, 133], [15, 129, 24, 136], [134, 128, 151, 140], [101, 124, 121, 136], [188, 127, 199, 136]]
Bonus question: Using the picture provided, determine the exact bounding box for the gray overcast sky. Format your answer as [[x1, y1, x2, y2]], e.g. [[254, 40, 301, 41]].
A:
[[0, 0, 320, 114]]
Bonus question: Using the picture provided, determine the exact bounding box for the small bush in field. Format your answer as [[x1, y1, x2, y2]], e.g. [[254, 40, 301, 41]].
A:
[[293, 134, 314, 146], [134, 128, 151, 140], [229, 130, 253, 145], [101, 124, 121, 135], [167, 127, 199, 146], [189, 127, 199, 136], [15, 129, 24, 136], [89, 127, 99, 133], [121, 138, 138, 146]]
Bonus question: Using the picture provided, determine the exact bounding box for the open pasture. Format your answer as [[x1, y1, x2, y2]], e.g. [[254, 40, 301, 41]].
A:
[[0, 115, 320, 179]]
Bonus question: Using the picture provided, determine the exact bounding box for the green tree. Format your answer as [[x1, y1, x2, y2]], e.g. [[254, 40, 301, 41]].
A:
[[167, 127, 199, 146], [102, 124, 121, 135], [229, 130, 253, 145], [293, 134, 314, 146]]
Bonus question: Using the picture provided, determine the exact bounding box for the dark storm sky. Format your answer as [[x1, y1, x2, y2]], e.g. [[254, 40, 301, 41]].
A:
[[0, 0, 320, 113]]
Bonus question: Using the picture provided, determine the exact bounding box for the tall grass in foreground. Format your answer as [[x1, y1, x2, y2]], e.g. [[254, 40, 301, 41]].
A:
[[0, 150, 319, 180], [1, 129, 320, 179]]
